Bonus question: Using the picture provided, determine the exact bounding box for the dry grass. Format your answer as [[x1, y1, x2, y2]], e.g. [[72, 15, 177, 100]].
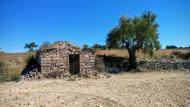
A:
[[95, 49, 190, 59], [0, 52, 35, 60], [0, 52, 35, 74], [1, 49, 189, 61]]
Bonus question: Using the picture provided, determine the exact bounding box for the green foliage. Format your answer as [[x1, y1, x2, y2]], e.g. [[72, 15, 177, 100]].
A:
[[9, 72, 21, 82], [83, 44, 89, 49], [106, 11, 160, 54], [0, 69, 21, 82], [0, 72, 21, 82], [24, 42, 38, 51], [166, 45, 178, 49], [92, 44, 106, 50], [0, 75, 9, 82], [0, 61, 6, 75], [0, 59, 21, 82]]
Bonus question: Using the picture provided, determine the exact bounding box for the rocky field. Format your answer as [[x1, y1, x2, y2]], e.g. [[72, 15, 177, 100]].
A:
[[0, 71, 190, 107]]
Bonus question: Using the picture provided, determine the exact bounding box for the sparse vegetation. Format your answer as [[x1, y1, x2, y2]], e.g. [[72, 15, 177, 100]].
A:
[[0, 61, 21, 82], [9, 72, 21, 82], [0, 60, 6, 74], [41, 41, 51, 49], [0, 72, 21, 82]]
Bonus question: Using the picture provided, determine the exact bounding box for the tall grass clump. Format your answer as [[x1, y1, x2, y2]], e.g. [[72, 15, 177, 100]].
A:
[[9, 72, 21, 82], [0, 60, 6, 74], [0, 60, 21, 82]]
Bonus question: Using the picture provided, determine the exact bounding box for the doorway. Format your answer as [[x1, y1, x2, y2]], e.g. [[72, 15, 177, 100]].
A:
[[69, 54, 80, 75]]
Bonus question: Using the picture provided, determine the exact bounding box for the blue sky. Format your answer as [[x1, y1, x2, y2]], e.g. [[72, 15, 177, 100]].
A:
[[0, 0, 190, 52]]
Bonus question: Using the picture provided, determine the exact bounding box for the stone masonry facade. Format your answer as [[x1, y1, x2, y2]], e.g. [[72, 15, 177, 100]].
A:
[[37, 41, 96, 77]]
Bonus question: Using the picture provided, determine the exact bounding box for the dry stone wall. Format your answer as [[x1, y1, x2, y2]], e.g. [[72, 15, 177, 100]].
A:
[[39, 49, 70, 76], [137, 60, 190, 70], [80, 49, 96, 75]]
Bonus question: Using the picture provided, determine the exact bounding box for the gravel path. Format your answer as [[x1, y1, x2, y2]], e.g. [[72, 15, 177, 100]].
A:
[[0, 71, 190, 107]]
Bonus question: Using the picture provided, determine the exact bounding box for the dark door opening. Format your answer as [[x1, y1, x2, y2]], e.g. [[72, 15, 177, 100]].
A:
[[69, 54, 80, 75]]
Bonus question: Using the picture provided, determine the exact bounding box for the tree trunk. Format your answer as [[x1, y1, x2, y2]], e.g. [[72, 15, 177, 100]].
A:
[[128, 48, 137, 70]]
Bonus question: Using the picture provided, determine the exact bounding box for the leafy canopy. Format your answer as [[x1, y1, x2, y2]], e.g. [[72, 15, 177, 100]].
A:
[[106, 11, 160, 56], [24, 42, 38, 51]]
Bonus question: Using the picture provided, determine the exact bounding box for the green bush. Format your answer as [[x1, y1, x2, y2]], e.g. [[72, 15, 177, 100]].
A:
[[0, 61, 21, 82], [0, 74, 9, 82], [10, 73, 21, 82], [0, 61, 6, 75], [0, 72, 21, 82]]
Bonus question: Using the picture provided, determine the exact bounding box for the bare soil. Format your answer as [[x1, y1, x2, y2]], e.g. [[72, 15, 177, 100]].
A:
[[0, 71, 190, 107]]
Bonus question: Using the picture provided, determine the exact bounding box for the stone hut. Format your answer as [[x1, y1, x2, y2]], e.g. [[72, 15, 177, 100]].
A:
[[37, 41, 96, 77]]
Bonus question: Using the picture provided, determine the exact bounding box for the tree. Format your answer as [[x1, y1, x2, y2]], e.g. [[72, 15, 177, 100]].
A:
[[106, 11, 160, 70], [92, 43, 106, 50], [0, 48, 4, 53], [166, 45, 178, 49], [92, 43, 102, 49], [24, 42, 38, 51], [83, 44, 89, 49]]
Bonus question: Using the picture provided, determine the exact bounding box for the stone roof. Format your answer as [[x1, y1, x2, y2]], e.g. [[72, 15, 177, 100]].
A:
[[82, 48, 96, 54], [39, 41, 81, 52]]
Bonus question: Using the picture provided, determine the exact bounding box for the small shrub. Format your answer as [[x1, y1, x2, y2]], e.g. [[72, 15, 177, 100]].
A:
[[41, 42, 51, 49], [0, 72, 21, 82], [0, 61, 6, 75], [0, 74, 9, 82], [10, 73, 21, 82]]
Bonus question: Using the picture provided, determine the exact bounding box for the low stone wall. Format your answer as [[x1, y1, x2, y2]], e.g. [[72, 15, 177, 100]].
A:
[[137, 60, 190, 70]]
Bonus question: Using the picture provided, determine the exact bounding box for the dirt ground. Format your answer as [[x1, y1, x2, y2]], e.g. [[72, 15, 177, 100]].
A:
[[0, 71, 190, 107]]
